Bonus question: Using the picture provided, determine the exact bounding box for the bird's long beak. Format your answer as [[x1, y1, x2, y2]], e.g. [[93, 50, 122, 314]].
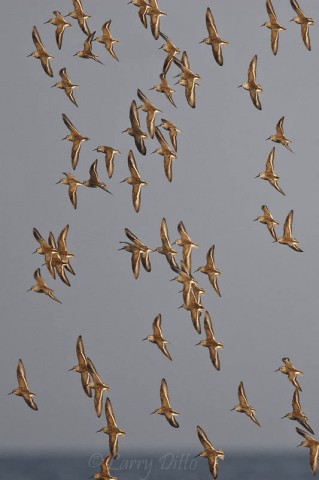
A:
[[96, 429, 102, 433], [255, 174, 260, 178], [68, 367, 74, 371], [149, 87, 155, 91], [150, 410, 156, 415], [142, 337, 148, 341], [266, 136, 271, 140], [8, 391, 13, 395], [120, 179, 126, 183], [27, 53, 33, 57], [199, 40, 205, 44], [237, 85, 243, 88], [253, 218, 258, 222], [195, 342, 201, 346], [51, 84, 56, 88], [44, 20, 50, 24], [93, 148, 98, 151]]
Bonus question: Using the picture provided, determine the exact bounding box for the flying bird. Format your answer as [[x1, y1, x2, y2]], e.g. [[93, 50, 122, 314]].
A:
[[96, 398, 126, 458], [267, 116, 294, 153], [154, 218, 179, 272], [120, 150, 147, 213], [173, 51, 201, 109], [200, 7, 228, 66], [128, 0, 150, 29], [238, 55, 262, 110], [276, 210, 303, 252], [86, 357, 109, 418], [57, 172, 84, 209], [137, 89, 161, 139], [296, 427, 319, 476], [27, 268, 62, 304], [196, 426, 224, 479], [255, 147, 285, 196], [171, 260, 199, 309], [159, 32, 180, 74], [28, 26, 54, 77], [91, 454, 117, 480], [150, 73, 177, 108], [44, 11, 71, 50], [52, 68, 79, 107], [282, 389, 314, 434], [74, 32, 104, 64], [147, 0, 167, 40], [158, 118, 180, 152], [196, 311, 223, 371], [61, 113, 89, 170], [69, 335, 92, 397], [173, 221, 198, 273], [33, 227, 57, 278], [142, 314, 172, 361], [275, 357, 303, 390], [151, 378, 179, 428], [179, 286, 204, 334], [119, 228, 152, 278], [93, 146, 120, 178], [153, 127, 177, 182], [290, 0, 313, 51], [82, 160, 112, 194], [9, 359, 38, 411], [95, 20, 119, 61], [122, 100, 147, 155], [261, 0, 286, 55], [195, 245, 221, 298], [253, 205, 279, 241], [65, 0, 90, 36], [231, 381, 260, 426], [55, 225, 75, 275], [49, 248, 71, 287]]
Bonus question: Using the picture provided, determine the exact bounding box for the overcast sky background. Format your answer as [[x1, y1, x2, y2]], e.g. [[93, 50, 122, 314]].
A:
[[2, 0, 319, 457]]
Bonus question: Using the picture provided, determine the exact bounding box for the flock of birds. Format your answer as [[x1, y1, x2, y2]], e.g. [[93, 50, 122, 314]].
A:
[[9, 0, 318, 478]]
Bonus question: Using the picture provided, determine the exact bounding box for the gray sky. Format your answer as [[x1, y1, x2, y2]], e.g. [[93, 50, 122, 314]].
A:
[[2, 0, 319, 455]]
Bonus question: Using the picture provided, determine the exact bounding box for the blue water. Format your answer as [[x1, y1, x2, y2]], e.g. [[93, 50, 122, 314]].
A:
[[0, 451, 312, 479]]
